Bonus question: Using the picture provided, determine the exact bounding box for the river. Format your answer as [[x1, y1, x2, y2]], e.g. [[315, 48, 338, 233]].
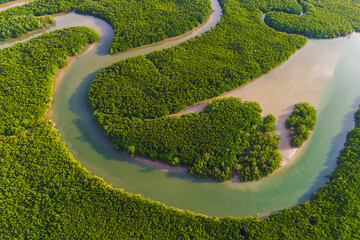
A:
[[1, 0, 360, 218], [0, 0, 32, 12]]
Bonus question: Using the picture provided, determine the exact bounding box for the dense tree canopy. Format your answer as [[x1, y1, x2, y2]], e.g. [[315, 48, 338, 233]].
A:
[[0, 0, 15, 4], [0, 0, 212, 53], [75, 0, 212, 53], [0, 15, 55, 41], [241, 0, 302, 14], [2, 0, 360, 41], [96, 98, 281, 182], [2, 0, 360, 238], [2, 110, 360, 239], [286, 102, 317, 147], [89, 0, 306, 181], [265, 0, 360, 38], [0, 26, 99, 136]]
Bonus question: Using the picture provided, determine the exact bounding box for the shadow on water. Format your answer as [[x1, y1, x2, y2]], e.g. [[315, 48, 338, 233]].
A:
[[167, 169, 219, 183], [67, 70, 124, 158]]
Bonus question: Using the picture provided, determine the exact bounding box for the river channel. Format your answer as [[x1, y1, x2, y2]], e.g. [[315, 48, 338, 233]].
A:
[[1, 0, 360, 218]]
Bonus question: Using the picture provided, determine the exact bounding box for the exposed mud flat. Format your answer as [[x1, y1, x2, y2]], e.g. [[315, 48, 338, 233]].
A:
[[171, 41, 342, 168]]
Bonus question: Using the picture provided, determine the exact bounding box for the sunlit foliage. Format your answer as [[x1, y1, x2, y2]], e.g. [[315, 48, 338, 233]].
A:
[[265, 0, 360, 38], [0, 27, 99, 135], [89, 0, 306, 181], [0, 0, 211, 53], [0, 0, 15, 4], [95, 98, 281, 182], [2, 109, 360, 238], [286, 102, 317, 147]]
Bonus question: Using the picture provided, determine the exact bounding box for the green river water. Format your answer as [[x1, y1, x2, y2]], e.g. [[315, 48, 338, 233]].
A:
[[1, 0, 360, 218]]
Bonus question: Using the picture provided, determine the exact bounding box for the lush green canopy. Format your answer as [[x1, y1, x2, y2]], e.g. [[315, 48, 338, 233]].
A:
[[2, 110, 360, 239], [0, 26, 99, 136], [0, 0, 15, 4], [2, 0, 360, 238], [265, 0, 360, 38], [0, 0, 211, 53], [0, 15, 54, 41], [89, 0, 306, 181], [95, 97, 281, 182], [286, 102, 317, 147]]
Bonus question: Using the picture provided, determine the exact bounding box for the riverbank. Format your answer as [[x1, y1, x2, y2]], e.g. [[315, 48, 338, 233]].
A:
[[0, 0, 32, 12], [118, 9, 220, 55], [169, 40, 341, 172], [45, 43, 97, 120], [44, 4, 219, 121]]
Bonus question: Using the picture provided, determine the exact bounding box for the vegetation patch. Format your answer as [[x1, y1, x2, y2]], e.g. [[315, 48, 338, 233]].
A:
[[265, 0, 360, 38], [0, 26, 99, 135], [0, 0, 15, 4], [0, 122, 251, 239], [2, 0, 360, 238], [75, 0, 212, 53], [2, 110, 360, 239], [0, 15, 55, 40], [89, 0, 306, 181], [0, 0, 212, 53], [241, 0, 303, 14], [95, 97, 281, 182], [285, 102, 317, 147]]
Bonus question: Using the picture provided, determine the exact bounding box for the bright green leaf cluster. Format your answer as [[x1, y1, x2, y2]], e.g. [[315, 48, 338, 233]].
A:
[[0, 26, 99, 135], [0, 0, 212, 53], [89, 0, 307, 181], [75, 0, 212, 53], [265, 0, 360, 38], [2, 109, 360, 238], [96, 98, 281, 182], [285, 102, 317, 147], [0, 0, 15, 4], [0, 15, 55, 41]]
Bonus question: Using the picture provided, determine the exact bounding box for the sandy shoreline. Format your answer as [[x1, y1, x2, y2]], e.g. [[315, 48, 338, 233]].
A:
[[169, 40, 342, 173], [38, 7, 340, 181], [44, 7, 218, 120], [0, 0, 32, 11], [120, 40, 341, 179]]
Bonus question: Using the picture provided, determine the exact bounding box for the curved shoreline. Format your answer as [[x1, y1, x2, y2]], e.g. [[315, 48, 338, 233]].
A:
[[43, 1, 220, 122], [50, 27, 360, 217], [168, 40, 341, 171], [45, 43, 97, 121], [0, 0, 32, 12]]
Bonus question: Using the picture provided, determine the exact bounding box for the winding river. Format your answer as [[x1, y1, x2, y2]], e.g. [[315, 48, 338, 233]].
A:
[[1, 0, 360, 218], [0, 0, 31, 11]]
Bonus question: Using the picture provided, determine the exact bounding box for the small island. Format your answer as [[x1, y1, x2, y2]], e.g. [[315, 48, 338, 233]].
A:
[[286, 102, 317, 147]]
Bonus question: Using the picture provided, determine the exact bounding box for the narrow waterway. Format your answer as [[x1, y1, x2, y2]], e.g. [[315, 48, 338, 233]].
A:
[[1, 1, 360, 218], [0, 0, 32, 12]]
